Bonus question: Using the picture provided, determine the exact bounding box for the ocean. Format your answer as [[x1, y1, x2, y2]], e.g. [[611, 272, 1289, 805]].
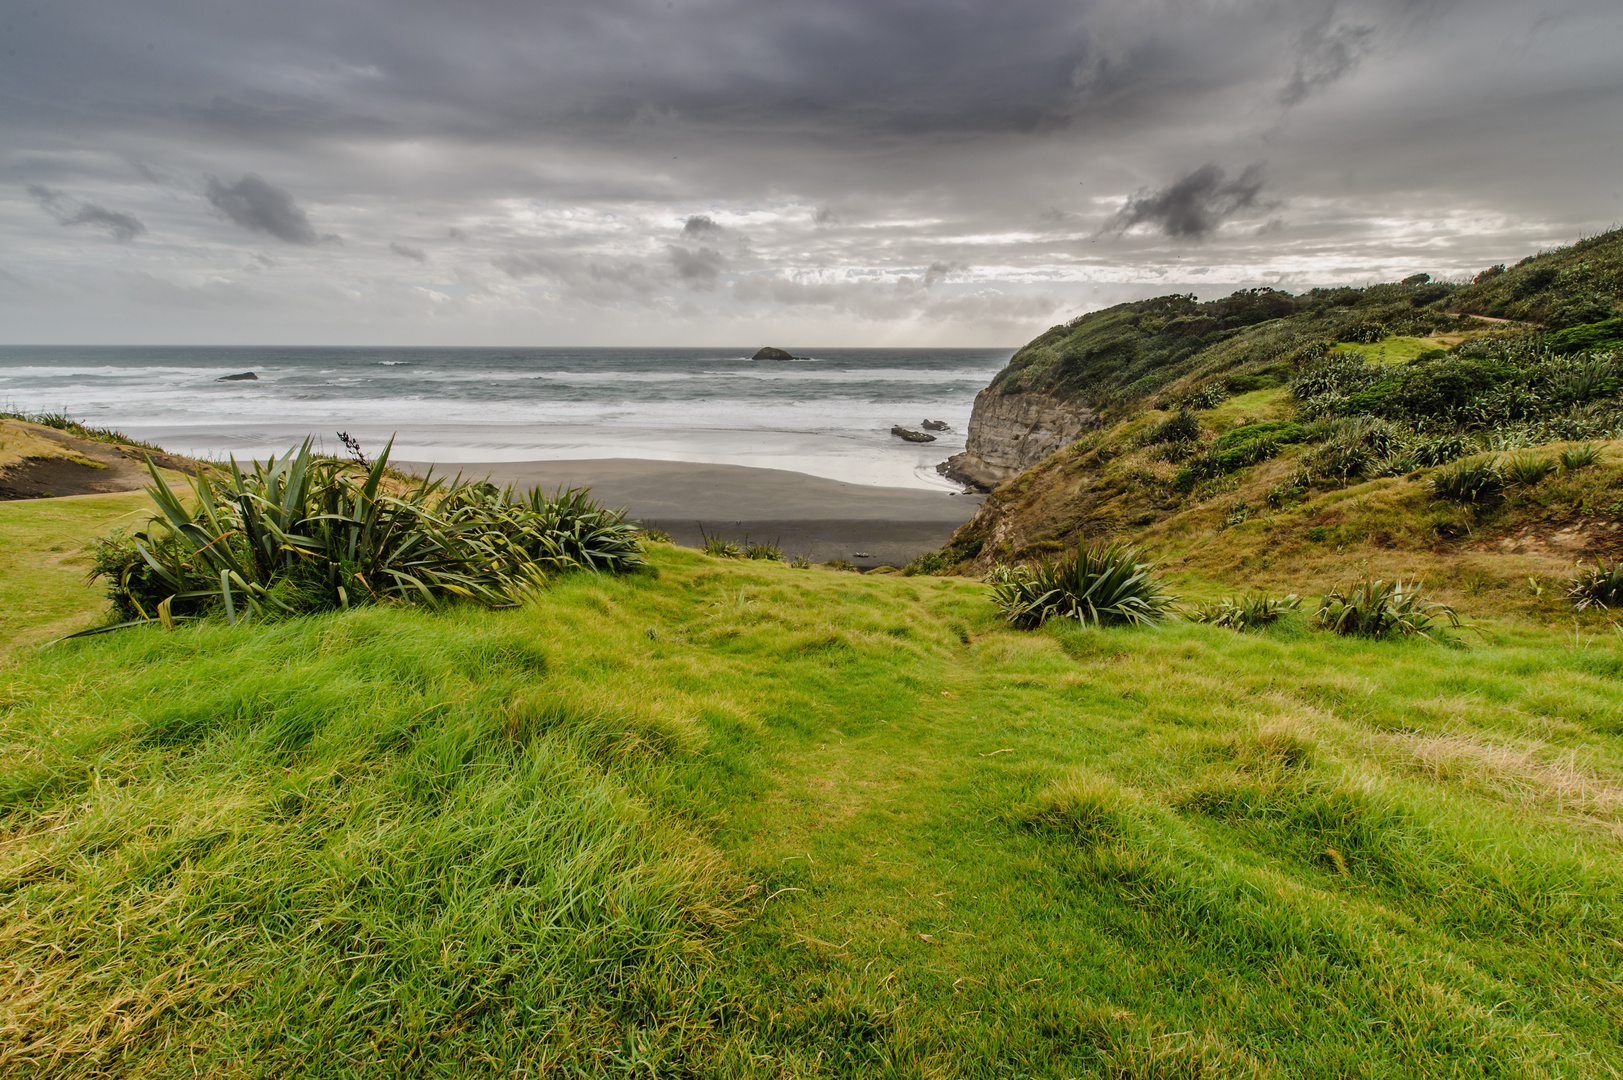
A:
[[0, 346, 1012, 490]]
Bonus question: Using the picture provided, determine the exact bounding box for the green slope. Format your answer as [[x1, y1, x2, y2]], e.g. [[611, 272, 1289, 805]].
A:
[[930, 229, 1623, 583], [4, 520, 1623, 1077]]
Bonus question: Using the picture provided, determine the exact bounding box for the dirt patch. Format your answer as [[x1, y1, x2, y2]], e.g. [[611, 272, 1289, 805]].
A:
[[0, 456, 128, 499], [1467, 518, 1623, 561], [0, 421, 201, 501]]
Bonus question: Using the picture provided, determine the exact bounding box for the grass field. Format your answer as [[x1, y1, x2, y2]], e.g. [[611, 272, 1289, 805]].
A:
[[0, 490, 155, 650], [4, 495, 1623, 1077]]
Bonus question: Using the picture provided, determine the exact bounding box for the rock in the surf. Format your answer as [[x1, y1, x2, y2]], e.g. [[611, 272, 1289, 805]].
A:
[[217, 372, 259, 381], [891, 426, 937, 443], [751, 346, 797, 361]]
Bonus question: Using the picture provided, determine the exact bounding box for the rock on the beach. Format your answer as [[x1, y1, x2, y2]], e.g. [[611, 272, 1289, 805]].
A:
[[751, 346, 797, 361], [921, 419, 950, 431], [891, 425, 937, 443], [217, 371, 259, 381]]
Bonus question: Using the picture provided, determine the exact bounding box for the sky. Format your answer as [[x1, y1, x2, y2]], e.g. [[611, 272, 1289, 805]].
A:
[[2, 0, 1621, 347]]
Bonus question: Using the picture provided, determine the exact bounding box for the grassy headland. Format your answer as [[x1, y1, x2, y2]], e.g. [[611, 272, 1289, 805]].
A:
[[932, 229, 1623, 595]]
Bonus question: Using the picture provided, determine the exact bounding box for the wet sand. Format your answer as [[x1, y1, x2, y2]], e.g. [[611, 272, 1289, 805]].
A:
[[397, 457, 981, 569]]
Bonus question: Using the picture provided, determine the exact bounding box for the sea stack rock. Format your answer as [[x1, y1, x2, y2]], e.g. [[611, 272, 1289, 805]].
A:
[[751, 346, 796, 361], [891, 425, 937, 443], [921, 419, 950, 431], [217, 371, 259, 381]]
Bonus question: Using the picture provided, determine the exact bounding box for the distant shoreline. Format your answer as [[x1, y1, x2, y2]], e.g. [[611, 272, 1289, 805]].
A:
[[396, 457, 983, 569]]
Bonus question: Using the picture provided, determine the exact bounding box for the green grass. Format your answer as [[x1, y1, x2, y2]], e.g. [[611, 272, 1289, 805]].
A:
[[0, 490, 157, 649], [1328, 335, 1445, 365], [5, 505, 1623, 1075]]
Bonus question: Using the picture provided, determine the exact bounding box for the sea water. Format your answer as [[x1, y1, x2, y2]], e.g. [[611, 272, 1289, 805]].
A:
[[0, 346, 1011, 489]]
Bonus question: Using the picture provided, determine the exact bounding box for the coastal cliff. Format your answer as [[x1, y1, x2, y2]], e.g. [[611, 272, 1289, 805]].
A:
[[918, 227, 1623, 575], [937, 388, 1095, 490]]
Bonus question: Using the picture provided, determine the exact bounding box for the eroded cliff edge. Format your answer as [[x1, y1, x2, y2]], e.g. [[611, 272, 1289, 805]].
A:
[[937, 387, 1096, 491]]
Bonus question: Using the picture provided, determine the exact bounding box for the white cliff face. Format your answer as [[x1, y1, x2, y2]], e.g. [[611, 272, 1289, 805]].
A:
[[937, 387, 1096, 490]]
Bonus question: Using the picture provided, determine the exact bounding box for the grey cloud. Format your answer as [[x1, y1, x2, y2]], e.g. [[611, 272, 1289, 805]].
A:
[[27, 184, 147, 241], [2, 0, 1618, 344], [1281, 19, 1376, 105], [921, 261, 959, 288], [682, 215, 721, 238], [493, 251, 670, 303], [668, 244, 725, 287], [205, 174, 331, 245], [1112, 164, 1267, 240], [731, 272, 1059, 325], [390, 242, 427, 261]]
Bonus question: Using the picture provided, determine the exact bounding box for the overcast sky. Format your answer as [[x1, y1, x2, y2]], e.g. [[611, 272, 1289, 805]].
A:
[[3, 0, 1620, 346]]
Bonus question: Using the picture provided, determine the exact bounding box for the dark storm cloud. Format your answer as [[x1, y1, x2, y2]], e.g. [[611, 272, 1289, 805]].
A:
[[205, 175, 330, 245], [682, 215, 721, 238], [28, 184, 147, 241], [1, 0, 1619, 343], [1111, 164, 1267, 240]]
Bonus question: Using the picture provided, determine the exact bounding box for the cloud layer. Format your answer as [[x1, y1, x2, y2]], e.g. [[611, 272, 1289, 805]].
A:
[[1, 0, 1619, 344]]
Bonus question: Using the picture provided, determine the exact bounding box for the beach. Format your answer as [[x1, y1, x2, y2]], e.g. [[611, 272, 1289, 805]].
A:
[[1, 345, 1002, 566], [399, 457, 982, 569]]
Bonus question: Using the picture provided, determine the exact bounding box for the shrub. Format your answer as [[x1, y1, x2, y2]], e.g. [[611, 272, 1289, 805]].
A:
[[641, 526, 673, 543], [1147, 438, 1197, 464], [1568, 560, 1623, 611], [788, 553, 813, 569], [1560, 443, 1601, 472], [1412, 432, 1475, 467], [903, 551, 944, 576], [744, 539, 783, 561], [1264, 483, 1304, 510], [986, 539, 1178, 629], [1141, 410, 1201, 445], [1431, 458, 1503, 504], [1298, 416, 1406, 486], [1502, 454, 1554, 486], [702, 535, 742, 558], [91, 440, 644, 626], [1547, 317, 1623, 352], [1314, 578, 1462, 640], [1188, 592, 1302, 631], [823, 558, 859, 572]]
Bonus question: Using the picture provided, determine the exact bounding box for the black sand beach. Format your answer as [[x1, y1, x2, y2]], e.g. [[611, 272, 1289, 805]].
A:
[[398, 458, 982, 569]]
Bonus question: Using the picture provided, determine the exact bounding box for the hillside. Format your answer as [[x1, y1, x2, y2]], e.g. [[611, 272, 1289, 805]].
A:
[[4, 502, 1623, 1076], [932, 228, 1623, 589]]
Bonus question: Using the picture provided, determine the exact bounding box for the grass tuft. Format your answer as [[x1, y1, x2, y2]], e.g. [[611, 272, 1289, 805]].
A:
[[1315, 577, 1463, 639], [1503, 453, 1555, 486], [987, 539, 1178, 629], [1568, 559, 1623, 611], [1188, 591, 1302, 631], [1560, 442, 1602, 472], [1431, 457, 1505, 504]]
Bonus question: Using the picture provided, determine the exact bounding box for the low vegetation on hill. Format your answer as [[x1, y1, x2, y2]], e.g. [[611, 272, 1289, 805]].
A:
[[930, 229, 1623, 600], [991, 227, 1623, 418]]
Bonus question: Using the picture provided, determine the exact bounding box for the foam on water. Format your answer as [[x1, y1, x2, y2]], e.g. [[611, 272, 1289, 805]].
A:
[[0, 346, 1011, 489]]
